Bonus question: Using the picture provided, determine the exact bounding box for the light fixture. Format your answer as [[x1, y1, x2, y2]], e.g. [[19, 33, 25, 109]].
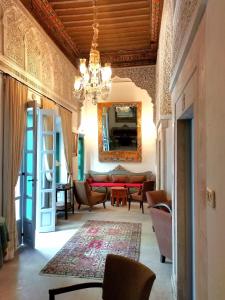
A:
[[73, 0, 112, 105]]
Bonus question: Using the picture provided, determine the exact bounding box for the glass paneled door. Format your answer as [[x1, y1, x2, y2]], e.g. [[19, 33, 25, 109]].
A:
[[15, 104, 38, 248], [36, 110, 56, 232]]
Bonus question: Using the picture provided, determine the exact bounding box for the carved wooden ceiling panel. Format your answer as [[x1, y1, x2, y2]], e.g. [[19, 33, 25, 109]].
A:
[[20, 0, 163, 67]]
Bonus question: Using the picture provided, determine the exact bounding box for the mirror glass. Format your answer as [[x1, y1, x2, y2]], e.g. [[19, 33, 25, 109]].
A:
[[98, 102, 142, 162], [102, 105, 137, 151]]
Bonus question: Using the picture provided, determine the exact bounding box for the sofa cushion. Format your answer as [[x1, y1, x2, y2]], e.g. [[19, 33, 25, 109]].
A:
[[112, 175, 129, 183], [92, 175, 109, 182], [129, 175, 146, 183]]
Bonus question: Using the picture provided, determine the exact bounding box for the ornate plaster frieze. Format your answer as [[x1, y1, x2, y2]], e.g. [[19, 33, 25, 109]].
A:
[[0, 0, 78, 111], [155, 0, 173, 123], [113, 65, 156, 104], [172, 0, 201, 70]]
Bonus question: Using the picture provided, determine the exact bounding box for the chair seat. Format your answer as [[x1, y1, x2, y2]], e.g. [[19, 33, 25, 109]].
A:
[[130, 192, 142, 202], [90, 191, 106, 204]]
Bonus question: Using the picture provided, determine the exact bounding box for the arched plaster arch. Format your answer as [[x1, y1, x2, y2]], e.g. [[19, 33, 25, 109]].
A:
[[112, 65, 156, 105]]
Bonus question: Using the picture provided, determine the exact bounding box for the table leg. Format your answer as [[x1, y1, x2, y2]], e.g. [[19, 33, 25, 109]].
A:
[[65, 190, 68, 220]]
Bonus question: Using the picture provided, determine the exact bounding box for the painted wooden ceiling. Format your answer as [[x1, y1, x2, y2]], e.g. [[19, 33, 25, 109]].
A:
[[20, 0, 163, 67]]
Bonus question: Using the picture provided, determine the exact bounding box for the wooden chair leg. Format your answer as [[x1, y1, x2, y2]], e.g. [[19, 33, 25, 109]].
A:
[[78, 204, 81, 210], [103, 202, 106, 209], [128, 200, 131, 211], [141, 202, 144, 214]]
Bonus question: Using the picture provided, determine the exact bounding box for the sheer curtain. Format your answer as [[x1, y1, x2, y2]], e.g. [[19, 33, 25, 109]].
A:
[[2, 76, 28, 260], [59, 106, 73, 182]]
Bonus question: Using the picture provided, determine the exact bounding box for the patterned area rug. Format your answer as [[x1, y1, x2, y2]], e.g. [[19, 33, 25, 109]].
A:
[[40, 220, 141, 278]]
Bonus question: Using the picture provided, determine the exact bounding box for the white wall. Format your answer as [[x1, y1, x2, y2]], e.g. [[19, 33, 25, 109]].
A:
[[82, 77, 156, 174]]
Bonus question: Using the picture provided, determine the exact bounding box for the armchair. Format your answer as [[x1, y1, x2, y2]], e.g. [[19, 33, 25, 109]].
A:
[[49, 254, 156, 300], [128, 180, 155, 213], [73, 181, 107, 211], [146, 190, 171, 208], [150, 204, 172, 263]]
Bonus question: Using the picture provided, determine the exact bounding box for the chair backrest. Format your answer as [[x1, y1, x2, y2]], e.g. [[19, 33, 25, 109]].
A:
[[73, 181, 91, 205], [142, 181, 155, 201], [150, 207, 172, 260], [146, 190, 168, 207], [102, 254, 156, 300]]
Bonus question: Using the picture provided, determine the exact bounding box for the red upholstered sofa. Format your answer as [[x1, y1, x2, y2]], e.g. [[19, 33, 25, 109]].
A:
[[85, 165, 155, 194]]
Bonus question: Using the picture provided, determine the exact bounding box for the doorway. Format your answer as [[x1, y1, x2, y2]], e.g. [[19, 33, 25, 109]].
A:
[[15, 105, 68, 247], [176, 108, 195, 300], [77, 135, 84, 181], [15, 103, 38, 248]]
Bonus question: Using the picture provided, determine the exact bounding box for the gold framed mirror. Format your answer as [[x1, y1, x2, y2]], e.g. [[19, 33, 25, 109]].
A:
[[98, 102, 142, 162]]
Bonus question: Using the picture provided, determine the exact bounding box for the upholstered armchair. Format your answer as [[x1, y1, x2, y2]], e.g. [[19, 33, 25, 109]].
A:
[[49, 254, 156, 300], [73, 181, 107, 211], [150, 204, 172, 263], [146, 190, 171, 208], [128, 180, 155, 213]]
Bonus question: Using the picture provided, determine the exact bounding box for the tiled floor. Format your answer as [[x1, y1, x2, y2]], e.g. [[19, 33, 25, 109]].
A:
[[0, 202, 173, 300]]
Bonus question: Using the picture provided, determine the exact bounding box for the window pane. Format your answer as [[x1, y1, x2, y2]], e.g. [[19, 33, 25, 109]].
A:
[[27, 153, 33, 173], [42, 153, 53, 172], [43, 115, 53, 132], [43, 134, 53, 151], [26, 198, 32, 221], [41, 172, 53, 189], [15, 199, 20, 221], [27, 111, 33, 128], [26, 176, 33, 197], [41, 192, 52, 209], [27, 130, 33, 151], [15, 176, 21, 198]]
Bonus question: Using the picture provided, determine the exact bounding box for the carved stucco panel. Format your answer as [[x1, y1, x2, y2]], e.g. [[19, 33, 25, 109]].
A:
[[53, 52, 63, 95], [172, 0, 200, 69], [155, 0, 173, 122], [113, 65, 156, 104], [25, 28, 42, 81], [41, 42, 54, 89], [0, 0, 78, 109], [3, 6, 27, 68]]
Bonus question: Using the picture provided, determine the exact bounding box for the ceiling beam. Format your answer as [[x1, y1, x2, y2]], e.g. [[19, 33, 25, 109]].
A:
[[53, 1, 149, 13], [58, 7, 149, 21]]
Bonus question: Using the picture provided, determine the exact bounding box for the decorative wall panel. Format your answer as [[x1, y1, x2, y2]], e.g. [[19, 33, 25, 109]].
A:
[[0, 0, 77, 111], [155, 0, 173, 123], [113, 65, 156, 105], [172, 0, 200, 69]]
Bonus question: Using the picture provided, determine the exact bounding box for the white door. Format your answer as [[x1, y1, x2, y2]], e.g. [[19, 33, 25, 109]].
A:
[[36, 109, 56, 232]]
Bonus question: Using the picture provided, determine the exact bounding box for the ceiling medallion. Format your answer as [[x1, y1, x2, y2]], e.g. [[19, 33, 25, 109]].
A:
[[73, 0, 112, 105]]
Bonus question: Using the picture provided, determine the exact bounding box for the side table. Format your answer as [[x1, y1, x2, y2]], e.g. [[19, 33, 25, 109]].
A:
[[111, 187, 128, 207], [56, 184, 74, 220]]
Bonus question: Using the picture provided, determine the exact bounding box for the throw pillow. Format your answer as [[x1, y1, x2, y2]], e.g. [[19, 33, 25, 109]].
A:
[[92, 175, 109, 182], [129, 175, 146, 183], [112, 175, 129, 183]]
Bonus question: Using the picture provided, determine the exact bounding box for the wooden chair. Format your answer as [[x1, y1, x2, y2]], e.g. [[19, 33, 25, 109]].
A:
[[128, 180, 155, 213], [49, 254, 156, 300], [73, 181, 107, 211]]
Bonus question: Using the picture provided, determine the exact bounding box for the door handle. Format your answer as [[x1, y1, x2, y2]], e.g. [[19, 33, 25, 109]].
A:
[[28, 179, 34, 182]]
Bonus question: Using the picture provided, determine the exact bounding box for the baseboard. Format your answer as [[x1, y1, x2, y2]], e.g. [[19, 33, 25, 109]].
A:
[[171, 272, 177, 300]]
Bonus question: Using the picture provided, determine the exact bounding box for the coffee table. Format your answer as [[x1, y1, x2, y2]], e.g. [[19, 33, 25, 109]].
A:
[[111, 187, 128, 207]]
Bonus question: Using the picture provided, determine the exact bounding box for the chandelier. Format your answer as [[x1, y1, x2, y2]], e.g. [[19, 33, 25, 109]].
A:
[[73, 0, 112, 105]]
